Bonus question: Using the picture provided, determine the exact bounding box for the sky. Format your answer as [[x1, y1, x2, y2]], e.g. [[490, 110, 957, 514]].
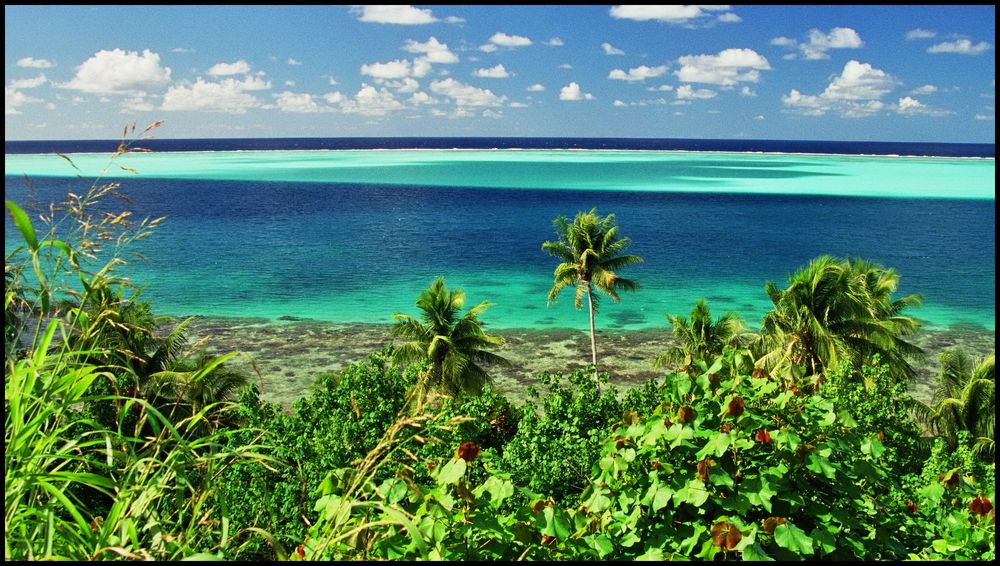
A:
[[4, 4, 996, 143]]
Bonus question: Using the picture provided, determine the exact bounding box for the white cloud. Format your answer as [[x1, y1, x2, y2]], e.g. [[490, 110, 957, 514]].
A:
[[430, 78, 506, 107], [558, 64, 573, 70], [894, 96, 953, 116], [63, 49, 171, 94], [544, 37, 564, 46], [821, 60, 897, 101], [350, 5, 437, 25], [927, 39, 991, 55], [206, 60, 252, 76], [285, 80, 296, 87], [527, 84, 545, 91], [717, 12, 741, 23], [676, 84, 717, 99], [740, 86, 756, 97], [361, 59, 412, 79], [274, 91, 333, 113], [613, 100, 626, 107], [444, 16, 465, 24], [403, 37, 459, 64], [782, 60, 904, 118], [508, 101, 529, 108], [478, 43, 498, 53], [17, 57, 55, 69], [559, 81, 594, 101], [675, 48, 770, 85], [171, 47, 195, 53], [488, 32, 532, 47], [323, 92, 344, 104], [911, 84, 938, 95], [754, 114, 765, 120], [161, 76, 268, 113], [287, 57, 302, 66], [8, 75, 47, 89], [381, 77, 420, 92], [602, 42, 626, 56], [906, 28, 936, 40], [609, 5, 734, 26], [608, 65, 668, 82], [5, 86, 43, 115], [409, 91, 438, 105], [120, 94, 156, 113], [474, 64, 510, 78], [482, 108, 503, 119], [340, 84, 404, 115], [773, 28, 863, 60]]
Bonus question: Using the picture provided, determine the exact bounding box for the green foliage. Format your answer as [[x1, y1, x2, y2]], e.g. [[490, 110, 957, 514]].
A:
[[542, 208, 643, 374], [910, 348, 995, 460], [390, 276, 509, 399], [653, 299, 747, 370], [498, 369, 626, 504], [756, 255, 924, 387]]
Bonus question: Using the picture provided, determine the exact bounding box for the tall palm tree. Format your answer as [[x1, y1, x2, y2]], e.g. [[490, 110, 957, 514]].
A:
[[390, 277, 509, 399], [910, 348, 995, 460], [653, 299, 747, 370], [756, 255, 923, 387], [145, 350, 251, 432], [542, 209, 643, 380]]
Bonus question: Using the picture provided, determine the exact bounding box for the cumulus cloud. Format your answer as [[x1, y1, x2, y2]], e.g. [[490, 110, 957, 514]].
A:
[[340, 84, 405, 115], [474, 64, 510, 78], [927, 39, 991, 55], [206, 60, 252, 76], [527, 84, 545, 91], [559, 82, 595, 101], [8, 75, 48, 89], [911, 84, 938, 95], [430, 78, 506, 107], [905, 28, 936, 40], [675, 48, 770, 85], [558, 64, 573, 70], [171, 47, 195, 53], [5, 86, 44, 115], [608, 65, 668, 82], [602, 42, 626, 56], [821, 60, 897, 101], [274, 91, 332, 113], [740, 86, 756, 96], [161, 76, 269, 113], [544, 38, 564, 46], [63, 49, 171, 94], [782, 60, 905, 118], [361, 59, 413, 79], [894, 96, 953, 116], [609, 5, 736, 26], [350, 5, 437, 25], [487, 32, 532, 47], [772, 27, 863, 60], [17, 57, 55, 69], [287, 57, 302, 66], [676, 84, 717, 100], [403, 37, 458, 64]]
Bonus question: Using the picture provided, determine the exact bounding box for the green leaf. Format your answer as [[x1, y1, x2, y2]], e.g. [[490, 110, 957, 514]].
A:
[[860, 435, 885, 459], [542, 506, 572, 542], [473, 475, 515, 507], [773, 522, 813, 556], [810, 527, 837, 557], [696, 431, 731, 460], [741, 543, 775, 561], [436, 458, 467, 486], [182, 553, 223, 561], [590, 533, 614, 557], [6, 200, 38, 251], [806, 453, 836, 480], [651, 484, 672, 512]]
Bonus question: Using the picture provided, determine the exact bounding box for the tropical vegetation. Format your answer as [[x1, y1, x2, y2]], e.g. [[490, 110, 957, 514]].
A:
[[4, 130, 994, 561], [542, 208, 643, 380]]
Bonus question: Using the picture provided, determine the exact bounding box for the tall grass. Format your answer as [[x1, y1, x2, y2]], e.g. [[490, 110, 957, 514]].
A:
[[4, 122, 275, 560]]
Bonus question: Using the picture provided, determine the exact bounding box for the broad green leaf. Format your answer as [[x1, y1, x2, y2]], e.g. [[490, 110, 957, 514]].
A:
[[6, 200, 38, 251], [806, 453, 836, 480], [810, 527, 837, 557], [696, 431, 731, 460], [542, 506, 572, 542], [773, 522, 813, 556], [590, 534, 614, 557], [860, 435, 885, 459], [741, 543, 775, 561], [436, 458, 467, 486]]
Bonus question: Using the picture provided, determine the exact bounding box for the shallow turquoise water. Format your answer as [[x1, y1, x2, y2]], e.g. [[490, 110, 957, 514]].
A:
[[5, 149, 995, 199], [4, 150, 995, 332]]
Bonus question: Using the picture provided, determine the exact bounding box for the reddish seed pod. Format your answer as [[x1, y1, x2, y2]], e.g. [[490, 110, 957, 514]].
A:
[[711, 521, 742, 550], [969, 495, 993, 516], [727, 396, 745, 418], [456, 441, 480, 462], [762, 516, 786, 536], [697, 458, 713, 481], [678, 406, 697, 424], [755, 429, 772, 444]]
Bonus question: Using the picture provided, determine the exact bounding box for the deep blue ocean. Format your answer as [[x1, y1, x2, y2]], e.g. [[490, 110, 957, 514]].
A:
[[4, 137, 995, 332]]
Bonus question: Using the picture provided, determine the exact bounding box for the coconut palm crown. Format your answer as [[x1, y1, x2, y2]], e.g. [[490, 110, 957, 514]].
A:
[[756, 255, 924, 387], [654, 299, 747, 370], [390, 277, 509, 399], [542, 209, 643, 377]]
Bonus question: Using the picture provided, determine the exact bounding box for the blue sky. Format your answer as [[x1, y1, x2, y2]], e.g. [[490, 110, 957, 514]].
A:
[[4, 5, 995, 142]]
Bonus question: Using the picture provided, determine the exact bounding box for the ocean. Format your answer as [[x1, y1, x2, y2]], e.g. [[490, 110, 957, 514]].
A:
[[4, 138, 996, 334]]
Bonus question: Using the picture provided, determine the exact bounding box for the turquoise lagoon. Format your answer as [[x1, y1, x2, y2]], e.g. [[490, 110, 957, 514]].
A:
[[4, 149, 996, 332]]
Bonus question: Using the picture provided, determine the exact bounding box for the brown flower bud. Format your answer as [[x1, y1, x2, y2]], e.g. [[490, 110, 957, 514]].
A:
[[456, 441, 480, 462]]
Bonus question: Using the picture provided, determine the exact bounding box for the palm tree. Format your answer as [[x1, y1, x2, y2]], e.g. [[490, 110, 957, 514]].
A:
[[542, 209, 643, 380], [756, 256, 923, 387], [145, 350, 251, 431], [653, 299, 747, 370], [910, 348, 995, 460], [390, 277, 509, 400]]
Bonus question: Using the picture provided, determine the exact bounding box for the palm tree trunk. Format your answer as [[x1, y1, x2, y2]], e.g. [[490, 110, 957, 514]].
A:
[[587, 285, 599, 386]]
